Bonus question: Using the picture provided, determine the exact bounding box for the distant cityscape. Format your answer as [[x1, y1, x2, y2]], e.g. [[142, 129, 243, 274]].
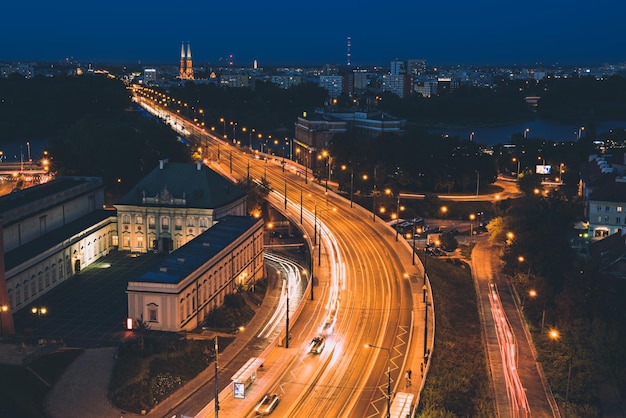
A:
[[2, 42, 626, 101]]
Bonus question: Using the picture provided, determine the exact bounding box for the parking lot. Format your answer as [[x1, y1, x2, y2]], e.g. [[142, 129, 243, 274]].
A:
[[13, 251, 166, 348]]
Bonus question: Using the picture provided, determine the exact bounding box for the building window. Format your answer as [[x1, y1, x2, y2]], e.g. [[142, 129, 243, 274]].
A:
[[122, 214, 131, 224], [187, 218, 195, 227], [606, 206, 611, 212], [618, 206, 623, 213], [161, 217, 169, 231], [616, 217, 621, 224], [598, 216, 603, 223], [604, 216, 610, 223], [148, 216, 156, 229], [594, 229, 609, 238], [175, 217, 183, 231], [112, 235, 119, 247], [136, 215, 143, 225], [147, 303, 158, 322], [123, 235, 131, 248], [199, 218, 208, 228], [596, 206, 602, 212], [137, 236, 144, 249]]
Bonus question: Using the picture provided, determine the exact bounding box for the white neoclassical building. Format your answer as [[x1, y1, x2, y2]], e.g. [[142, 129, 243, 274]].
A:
[[114, 160, 247, 254], [0, 176, 117, 320], [127, 215, 264, 332]]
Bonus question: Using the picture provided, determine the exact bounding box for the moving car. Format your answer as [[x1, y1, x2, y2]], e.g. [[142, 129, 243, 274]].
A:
[[309, 335, 326, 354], [254, 393, 280, 415]]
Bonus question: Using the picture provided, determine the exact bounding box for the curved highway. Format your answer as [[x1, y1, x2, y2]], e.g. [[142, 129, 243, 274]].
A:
[[133, 87, 430, 418]]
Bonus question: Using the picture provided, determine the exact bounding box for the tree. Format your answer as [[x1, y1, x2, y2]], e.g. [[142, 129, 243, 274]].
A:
[[517, 170, 543, 196], [440, 231, 458, 252]]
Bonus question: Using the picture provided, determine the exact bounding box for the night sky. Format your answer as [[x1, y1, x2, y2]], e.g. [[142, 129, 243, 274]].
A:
[[2, 0, 625, 67]]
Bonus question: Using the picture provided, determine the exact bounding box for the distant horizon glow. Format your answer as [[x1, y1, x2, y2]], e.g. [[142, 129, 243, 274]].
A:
[[2, 0, 626, 68]]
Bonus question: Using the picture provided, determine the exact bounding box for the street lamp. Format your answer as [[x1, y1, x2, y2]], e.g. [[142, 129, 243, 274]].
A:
[[364, 343, 391, 418], [0, 305, 8, 335], [341, 165, 354, 208], [512, 157, 521, 180], [395, 193, 401, 242], [219, 118, 226, 137], [469, 213, 476, 242], [549, 328, 573, 418], [371, 166, 378, 222], [524, 128, 530, 138], [320, 150, 331, 192]]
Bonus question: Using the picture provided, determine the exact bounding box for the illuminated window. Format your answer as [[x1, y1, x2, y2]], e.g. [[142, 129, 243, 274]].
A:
[[148, 216, 156, 229], [161, 217, 169, 231]]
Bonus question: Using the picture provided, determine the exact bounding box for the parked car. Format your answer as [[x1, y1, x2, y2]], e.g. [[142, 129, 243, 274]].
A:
[[254, 393, 280, 415], [309, 335, 326, 354]]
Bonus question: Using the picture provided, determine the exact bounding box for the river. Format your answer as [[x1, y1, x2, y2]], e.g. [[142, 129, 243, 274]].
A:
[[429, 119, 626, 146]]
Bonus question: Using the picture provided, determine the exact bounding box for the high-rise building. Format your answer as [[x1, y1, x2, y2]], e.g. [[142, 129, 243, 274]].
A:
[[390, 59, 406, 76], [179, 42, 194, 80], [143, 68, 157, 85], [319, 75, 343, 98], [382, 74, 411, 98], [407, 59, 427, 75]]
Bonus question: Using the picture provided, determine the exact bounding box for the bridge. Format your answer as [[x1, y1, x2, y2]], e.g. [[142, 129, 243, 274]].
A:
[[0, 161, 49, 176]]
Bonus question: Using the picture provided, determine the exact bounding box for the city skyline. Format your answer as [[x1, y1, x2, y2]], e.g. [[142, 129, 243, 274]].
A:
[[2, 0, 626, 67]]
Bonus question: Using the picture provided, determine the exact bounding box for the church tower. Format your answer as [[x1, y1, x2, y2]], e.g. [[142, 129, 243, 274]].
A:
[[184, 42, 194, 79], [179, 42, 186, 79], [178, 42, 194, 80]]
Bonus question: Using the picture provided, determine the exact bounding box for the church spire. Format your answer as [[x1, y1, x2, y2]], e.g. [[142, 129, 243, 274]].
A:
[[184, 42, 194, 80]]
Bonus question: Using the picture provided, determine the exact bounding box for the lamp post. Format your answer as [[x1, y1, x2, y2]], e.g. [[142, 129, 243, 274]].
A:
[[364, 343, 391, 418], [395, 194, 401, 242], [341, 165, 354, 208], [219, 117, 226, 138], [0, 305, 8, 335], [469, 213, 476, 243], [372, 166, 378, 222], [524, 128, 530, 138], [412, 224, 422, 266], [31, 306, 47, 337], [513, 157, 521, 180], [549, 328, 573, 418]]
